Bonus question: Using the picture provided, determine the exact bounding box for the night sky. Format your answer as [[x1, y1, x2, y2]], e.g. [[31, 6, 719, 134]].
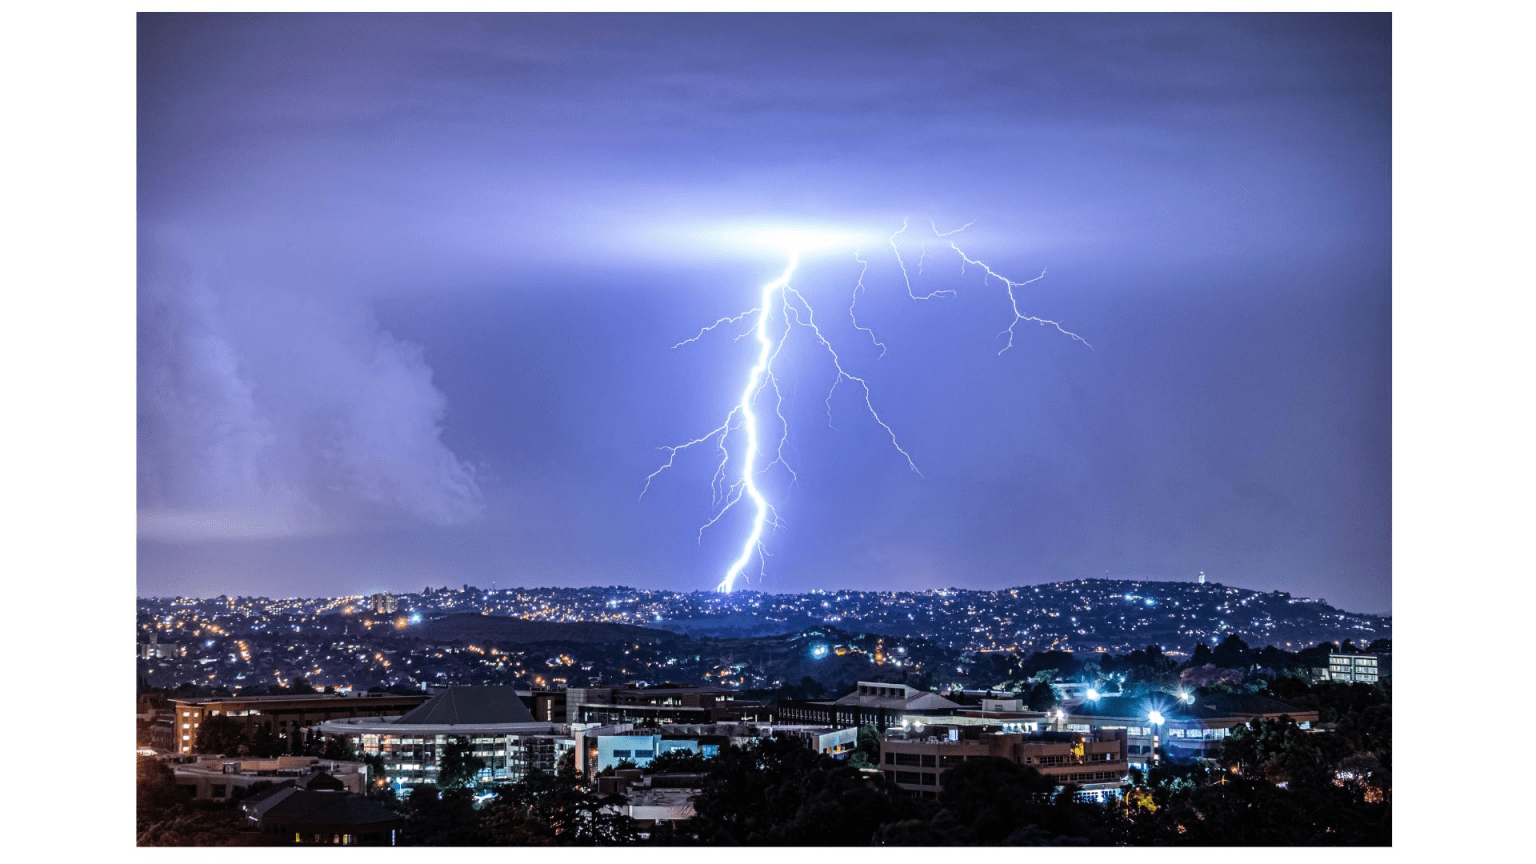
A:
[[136, 13, 1391, 613]]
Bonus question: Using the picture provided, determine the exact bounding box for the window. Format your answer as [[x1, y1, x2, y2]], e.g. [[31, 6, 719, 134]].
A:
[[920, 754, 936, 767], [212, 784, 226, 798]]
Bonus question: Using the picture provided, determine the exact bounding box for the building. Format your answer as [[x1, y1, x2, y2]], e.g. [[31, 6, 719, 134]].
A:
[[880, 723, 1130, 801], [161, 692, 431, 755], [529, 689, 567, 722], [139, 629, 186, 660], [1327, 652, 1381, 684], [596, 770, 703, 839], [370, 594, 398, 615], [776, 681, 963, 731], [164, 754, 367, 801], [315, 685, 573, 790], [1059, 693, 1320, 769], [568, 684, 763, 726], [589, 722, 856, 773], [242, 785, 402, 845]]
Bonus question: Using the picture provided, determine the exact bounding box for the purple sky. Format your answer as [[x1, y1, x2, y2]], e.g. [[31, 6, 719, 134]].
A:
[[137, 13, 1391, 613]]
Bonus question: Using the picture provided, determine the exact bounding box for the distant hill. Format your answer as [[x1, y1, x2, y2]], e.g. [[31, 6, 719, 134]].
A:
[[416, 613, 675, 645], [647, 612, 825, 638]]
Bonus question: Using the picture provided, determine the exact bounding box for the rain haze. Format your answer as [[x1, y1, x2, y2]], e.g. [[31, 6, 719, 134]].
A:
[[137, 13, 1391, 614]]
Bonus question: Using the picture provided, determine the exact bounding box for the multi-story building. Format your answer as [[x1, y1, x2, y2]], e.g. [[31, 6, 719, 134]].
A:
[[161, 692, 431, 755], [776, 681, 962, 731], [569, 684, 763, 726], [1327, 652, 1381, 684], [370, 594, 398, 615], [880, 723, 1130, 801], [315, 686, 573, 790], [590, 722, 856, 773], [139, 629, 186, 660], [529, 689, 567, 722], [1059, 693, 1320, 769]]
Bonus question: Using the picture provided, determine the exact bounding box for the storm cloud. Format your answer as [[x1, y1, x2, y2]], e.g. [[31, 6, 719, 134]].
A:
[[137, 230, 482, 541], [137, 13, 1391, 612]]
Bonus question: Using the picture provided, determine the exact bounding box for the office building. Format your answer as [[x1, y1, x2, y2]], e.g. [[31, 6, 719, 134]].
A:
[[1059, 693, 1319, 768], [162, 692, 431, 755], [776, 681, 962, 731], [880, 723, 1130, 801], [1327, 652, 1381, 684], [315, 685, 573, 789]]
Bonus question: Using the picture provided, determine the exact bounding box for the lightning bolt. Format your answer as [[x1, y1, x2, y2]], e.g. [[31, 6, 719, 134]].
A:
[[645, 220, 1088, 593]]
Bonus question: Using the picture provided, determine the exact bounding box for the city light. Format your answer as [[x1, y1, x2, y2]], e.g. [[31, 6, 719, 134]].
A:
[[1148, 710, 1165, 726]]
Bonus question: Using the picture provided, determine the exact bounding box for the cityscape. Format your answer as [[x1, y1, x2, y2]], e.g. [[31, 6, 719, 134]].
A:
[[137, 576, 1392, 845], [138, 577, 1388, 696], [133, 11, 1395, 848]]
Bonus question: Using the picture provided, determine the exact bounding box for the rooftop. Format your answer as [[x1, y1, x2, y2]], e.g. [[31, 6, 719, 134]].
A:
[[395, 685, 536, 725]]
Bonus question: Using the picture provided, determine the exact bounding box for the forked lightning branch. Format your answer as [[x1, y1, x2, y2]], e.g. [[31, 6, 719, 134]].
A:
[[641, 220, 1090, 593]]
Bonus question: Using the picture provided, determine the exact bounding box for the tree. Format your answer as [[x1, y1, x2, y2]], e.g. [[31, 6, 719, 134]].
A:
[[1026, 681, 1058, 712], [686, 736, 823, 844], [193, 714, 248, 756], [402, 786, 488, 846], [137, 756, 187, 817], [247, 722, 284, 757], [645, 747, 711, 774], [845, 724, 881, 770], [1210, 635, 1252, 669], [1178, 664, 1243, 691], [437, 736, 486, 791], [321, 733, 358, 761], [479, 768, 638, 845], [1188, 643, 1214, 666], [1220, 716, 1335, 791]]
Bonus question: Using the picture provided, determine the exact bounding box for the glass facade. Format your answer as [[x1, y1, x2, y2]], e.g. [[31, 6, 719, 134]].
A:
[[354, 731, 572, 788]]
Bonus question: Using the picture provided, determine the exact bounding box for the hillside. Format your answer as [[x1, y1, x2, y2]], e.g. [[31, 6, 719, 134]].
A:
[[415, 613, 677, 645]]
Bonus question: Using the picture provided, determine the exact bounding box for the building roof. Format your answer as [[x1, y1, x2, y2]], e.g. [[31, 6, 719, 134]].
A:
[[394, 686, 535, 725], [247, 787, 400, 830], [831, 682, 961, 712], [295, 769, 346, 791]]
